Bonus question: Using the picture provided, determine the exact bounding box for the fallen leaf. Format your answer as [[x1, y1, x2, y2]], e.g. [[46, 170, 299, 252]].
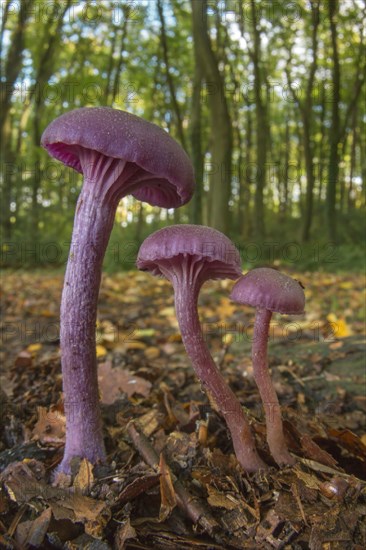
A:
[[134, 328, 156, 338], [27, 343, 42, 354], [159, 453, 176, 521], [207, 486, 238, 510], [98, 361, 152, 403], [51, 493, 111, 538], [327, 313, 352, 338], [24, 507, 52, 547], [96, 344, 107, 358], [32, 406, 65, 445], [15, 350, 32, 368], [115, 518, 137, 549], [73, 458, 94, 494]]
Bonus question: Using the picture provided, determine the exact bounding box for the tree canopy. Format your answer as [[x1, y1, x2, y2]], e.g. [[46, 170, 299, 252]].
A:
[[1, 0, 365, 268]]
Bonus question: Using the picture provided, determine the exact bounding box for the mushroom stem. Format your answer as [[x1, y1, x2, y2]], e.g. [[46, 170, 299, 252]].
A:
[[252, 307, 295, 466], [173, 280, 266, 473], [59, 184, 117, 473]]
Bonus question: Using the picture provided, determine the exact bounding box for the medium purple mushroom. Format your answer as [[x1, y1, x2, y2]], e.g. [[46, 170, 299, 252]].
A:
[[137, 225, 266, 472], [41, 107, 194, 474], [230, 267, 305, 466]]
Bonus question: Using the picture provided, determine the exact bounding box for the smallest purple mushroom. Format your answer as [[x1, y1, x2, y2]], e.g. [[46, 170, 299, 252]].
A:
[[231, 267, 305, 467]]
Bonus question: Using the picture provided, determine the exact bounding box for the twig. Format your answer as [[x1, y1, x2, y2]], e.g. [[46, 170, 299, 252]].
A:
[[127, 421, 220, 537]]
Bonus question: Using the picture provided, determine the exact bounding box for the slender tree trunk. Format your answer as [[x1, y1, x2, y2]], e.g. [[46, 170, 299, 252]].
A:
[[191, 0, 232, 233], [190, 40, 204, 224], [285, 1, 319, 241], [157, 0, 186, 150], [134, 202, 145, 243], [326, 0, 341, 241], [31, 104, 41, 241], [317, 87, 327, 203], [103, 28, 118, 103], [348, 108, 358, 211], [111, 16, 129, 104], [249, 0, 268, 240], [0, 0, 35, 239], [0, 0, 12, 78], [302, 118, 316, 241], [239, 112, 252, 238], [279, 119, 290, 222]]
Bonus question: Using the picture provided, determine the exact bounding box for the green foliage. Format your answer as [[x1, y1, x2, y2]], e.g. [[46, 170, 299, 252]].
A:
[[1, 0, 365, 272]]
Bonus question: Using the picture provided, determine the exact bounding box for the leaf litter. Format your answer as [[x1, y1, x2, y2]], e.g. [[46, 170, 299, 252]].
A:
[[0, 270, 365, 548]]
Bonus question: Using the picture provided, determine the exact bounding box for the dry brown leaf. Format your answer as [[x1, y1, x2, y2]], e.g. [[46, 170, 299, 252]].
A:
[[328, 428, 366, 458], [14, 350, 32, 368], [73, 458, 94, 494], [50, 493, 111, 538], [137, 409, 161, 436], [1, 460, 47, 504], [24, 507, 52, 547], [300, 434, 338, 467], [115, 518, 137, 549], [159, 453, 176, 521], [293, 465, 323, 490], [98, 361, 152, 403], [207, 486, 238, 510], [32, 406, 65, 445]]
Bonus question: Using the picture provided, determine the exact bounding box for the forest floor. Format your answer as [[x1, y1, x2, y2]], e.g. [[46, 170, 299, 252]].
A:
[[0, 269, 365, 549]]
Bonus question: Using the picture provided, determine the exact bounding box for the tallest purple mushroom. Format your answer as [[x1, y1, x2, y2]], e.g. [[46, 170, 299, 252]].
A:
[[41, 107, 194, 473]]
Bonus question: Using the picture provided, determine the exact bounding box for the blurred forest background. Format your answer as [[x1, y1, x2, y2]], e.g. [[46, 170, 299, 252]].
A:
[[1, 0, 365, 271]]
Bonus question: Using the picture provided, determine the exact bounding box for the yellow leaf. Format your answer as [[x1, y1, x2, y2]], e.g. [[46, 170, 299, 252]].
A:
[[134, 328, 155, 338], [222, 333, 233, 345], [27, 343, 42, 353], [96, 345, 107, 357], [339, 281, 353, 290], [326, 314, 352, 338]]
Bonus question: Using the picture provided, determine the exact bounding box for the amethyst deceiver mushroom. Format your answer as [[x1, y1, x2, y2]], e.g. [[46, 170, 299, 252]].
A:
[[230, 267, 305, 466], [137, 225, 266, 472], [41, 107, 194, 473]]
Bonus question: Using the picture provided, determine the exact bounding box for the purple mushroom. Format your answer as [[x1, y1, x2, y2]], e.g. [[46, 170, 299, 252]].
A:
[[230, 268, 305, 466], [41, 107, 194, 474], [137, 225, 266, 472]]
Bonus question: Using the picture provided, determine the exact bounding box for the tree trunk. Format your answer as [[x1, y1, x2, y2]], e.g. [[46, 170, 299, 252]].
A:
[[0, 0, 35, 239], [302, 118, 316, 242], [249, 0, 268, 240], [285, 1, 319, 241], [191, 0, 232, 233], [326, 0, 341, 241], [157, 0, 187, 150], [347, 108, 358, 211], [239, 112, 252, 239], [190, 33, 204, 224], [279, 118, 290, 222], [111, 15, 129, 104]]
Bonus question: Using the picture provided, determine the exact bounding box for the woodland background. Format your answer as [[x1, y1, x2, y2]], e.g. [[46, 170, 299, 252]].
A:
[[0, 0, 365, 272]]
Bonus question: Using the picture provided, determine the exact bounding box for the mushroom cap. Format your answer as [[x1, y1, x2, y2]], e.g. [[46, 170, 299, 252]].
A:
[[137, 224, 242, 281], [230, 267, 305, 315], [41, 107, 194, 208]]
